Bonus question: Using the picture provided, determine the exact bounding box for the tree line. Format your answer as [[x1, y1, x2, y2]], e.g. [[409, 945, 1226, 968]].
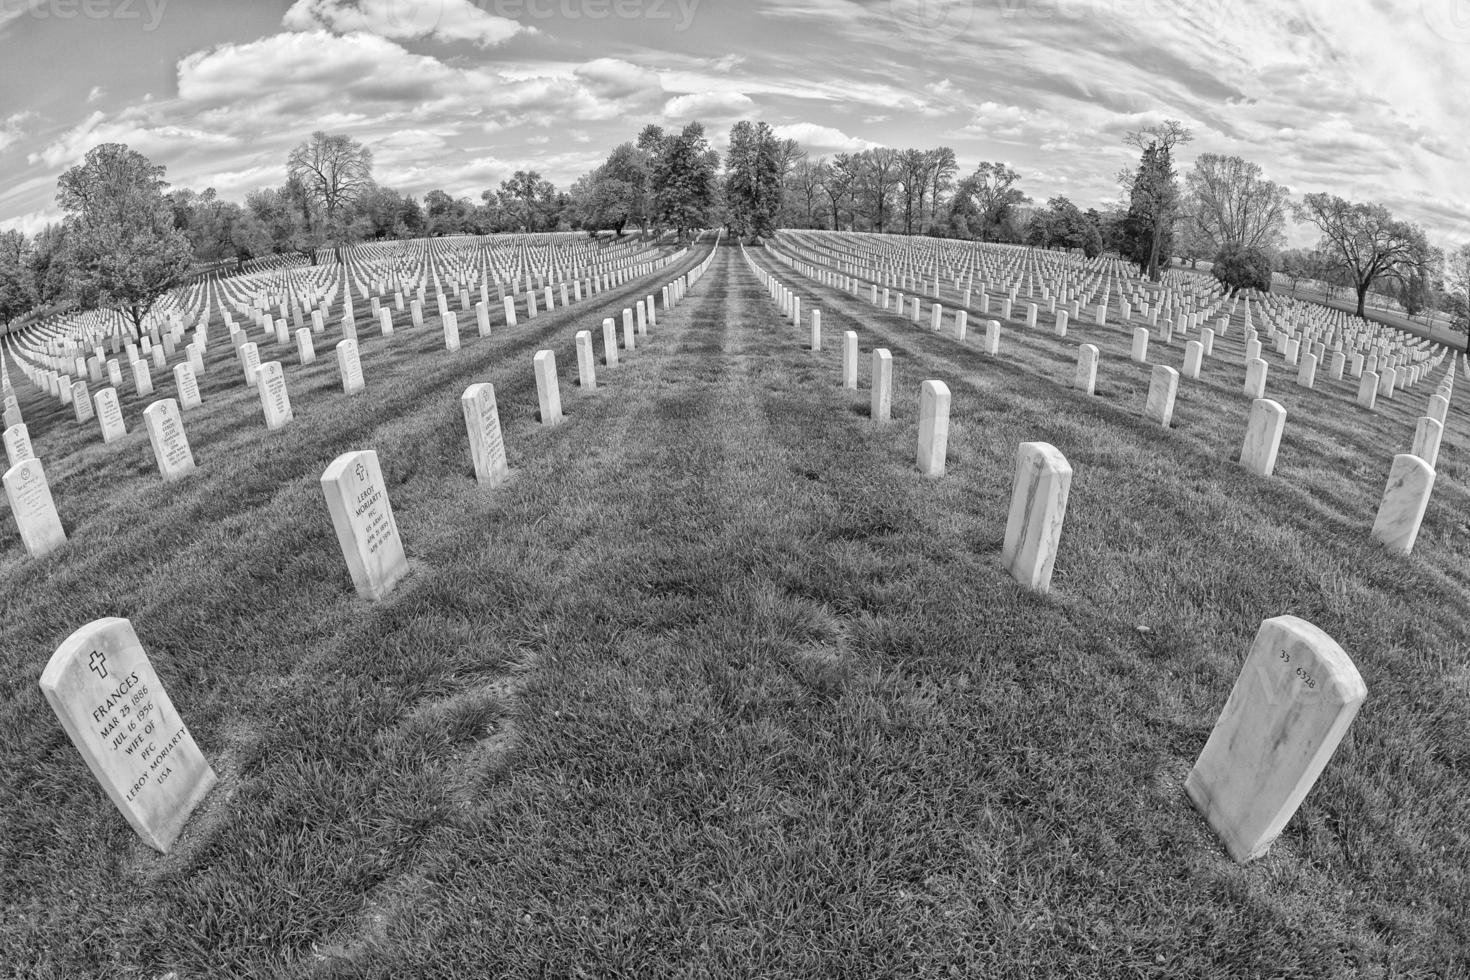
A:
[[1, 117, 1466, 342]]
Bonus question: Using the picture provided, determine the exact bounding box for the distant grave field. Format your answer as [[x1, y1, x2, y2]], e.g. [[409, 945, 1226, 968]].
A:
[[2, 231, 1467, 977]]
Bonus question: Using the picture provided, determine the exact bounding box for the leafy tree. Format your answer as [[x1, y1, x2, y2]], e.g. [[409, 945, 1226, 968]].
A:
[[353, 185, 416, 240], [1276, 248, 1327, 295], [1211, 243, 1274, 295], [1445, 243, 1470, 349], [57, 143, 193, 339], [1026, 196, 1100, 256], [574, 142, 652, 236], [647, 122, 719, 241], [725, 120, 793, 242], [1119, 120, 1192, 281], [27, 223, 70, 307], [0, 230, 33, 329], [246, 184, 316, 261], [287, 131, 373, 262], [952, 162, 1027, 242], [423, 189, 474, 236], [1295, 193, 1429, 318]]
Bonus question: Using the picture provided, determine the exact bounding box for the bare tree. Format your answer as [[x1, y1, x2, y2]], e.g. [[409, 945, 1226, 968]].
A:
[[898, 148, 932, 235], [925, 147, 958, 234], [1295, 193, 1429, 319], [287, 131, 374, 262]]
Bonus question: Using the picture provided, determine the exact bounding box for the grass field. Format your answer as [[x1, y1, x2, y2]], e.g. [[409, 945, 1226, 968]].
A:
[[3, 239, 1469, 978]]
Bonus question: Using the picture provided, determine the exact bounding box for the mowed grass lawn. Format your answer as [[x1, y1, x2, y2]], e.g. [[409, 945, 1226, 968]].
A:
[[2, 241, 1469, 978]]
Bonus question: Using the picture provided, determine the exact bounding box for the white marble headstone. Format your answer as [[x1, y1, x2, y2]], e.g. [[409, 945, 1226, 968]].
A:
[[1075, 345, 1098, 395], [4, 422, 34, 468], [916, 380, 950, 479], [1239, 399, 1286, 478], [336, 339, 364, 395], [575, 330, 596, 390], [320, 449, 409, 601], [173, 364, 202, 411], [143, 399, 196, 482], [871, 349, 892, 423], [94, 387, 126, 443], [1001, 441, 1072, 594], [1371, 454, 1434, 555], [1185, 616, 1365, 863], [461, 383, 509, 488], [40, 617, 218, 853], [533, 350, 563, 426], [256, 362, 293, 431], [1145, 366, 1179, 427], [4, 457, 66, 557]]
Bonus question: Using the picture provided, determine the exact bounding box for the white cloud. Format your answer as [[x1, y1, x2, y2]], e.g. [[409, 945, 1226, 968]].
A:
[[0, 111, 40, 154], [771, 122, 874, 153], [86, 86, 104, 103], [663, 91, 755, 120], [0, 208, 57, 237], [281, 0, 527, 47]]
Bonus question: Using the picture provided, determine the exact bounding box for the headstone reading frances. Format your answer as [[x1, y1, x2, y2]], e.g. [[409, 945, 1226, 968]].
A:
[[1185, 616, 1365, 863], [39, 617, 218, 853], [320, 449, 409, 600], [1001, 441, 1073, 594], [461, 383, 510, 488], [143, 399, 196, 482], [4, 458, 66, 557]]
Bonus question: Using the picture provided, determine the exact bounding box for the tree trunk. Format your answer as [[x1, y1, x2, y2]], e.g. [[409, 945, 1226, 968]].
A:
[[1356, 281, 1369, 319]]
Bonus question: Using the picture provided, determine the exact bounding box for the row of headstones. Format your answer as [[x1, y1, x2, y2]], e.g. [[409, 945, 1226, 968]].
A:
[[782, 232, 1436, 380], [770, 237, 1454, 524], [12, 237, 681, 410], [4, 245, 717, 564], [20, 247, 721, 857], [773, 236, 1236, 349], [746, 245, 1370, 868], [784, 232, 1227, 333], [12, 242, 690, 451], [788, 244, 1457, 562]]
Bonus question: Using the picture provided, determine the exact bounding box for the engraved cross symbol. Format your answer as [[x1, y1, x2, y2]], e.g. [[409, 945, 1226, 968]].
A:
[[88, 651, 108, 679]]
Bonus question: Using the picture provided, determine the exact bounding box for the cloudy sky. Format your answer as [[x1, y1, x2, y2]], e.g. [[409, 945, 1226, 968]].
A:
[[0, 0, 1466, 247]]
